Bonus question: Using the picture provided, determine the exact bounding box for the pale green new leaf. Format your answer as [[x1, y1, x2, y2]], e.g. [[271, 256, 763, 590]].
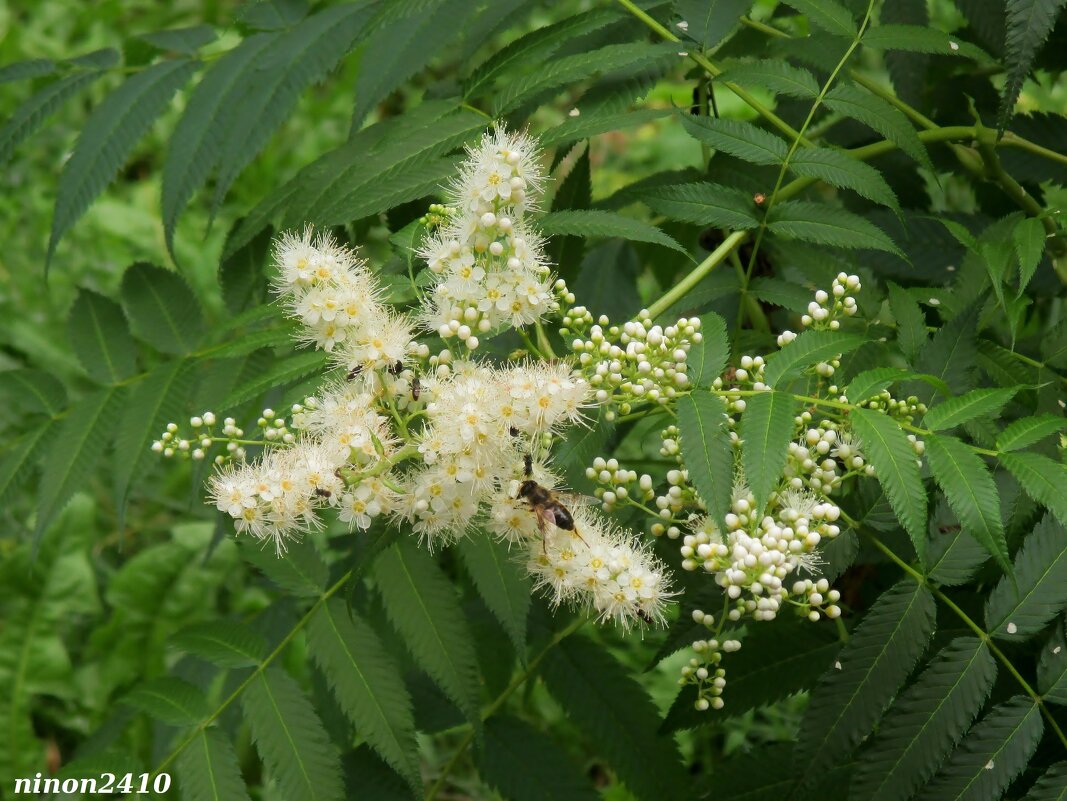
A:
[[47, 59, 198, 269], [540, 108, 670, 149], [793, 581, 936, 794], [676, 0, 751, 49], [162, 32, 277, 260], [850, 408, 927, 564], [1013, 216, 1046, 293], [538, 210, 687, 256], [212, 3, 378, 214], [919, 697, 1043, 801], [124, 677, 210, 725], [986, 514, 1067, 640], [475, 716, 599, 801], [171, 620, 267, 668], [375, 540, 482, 726], [457, 531, 531, 656], [924, 387, 1020, 431], [677, 390, 733, 527], [223, 351, 328, 409], [176, 729, 252, 801], [307, 599, 420, 792], [541, 636, 688, 801], [863, 25, 991, 61], [121, 263, 204, 354], [997, 414, 1067, 452], [781, 0, 857, 37], [1025, 763, 1067, 801], [766, 201, 903, 256], [687, 311, 729, 386], [242, 668, 344, 801], [641, 182, 761, 229], [925, 434, 1009, 575], [1001, 451, 1067, 528], [824, 84, 932, 170], [491, 42, 675, 116], [0, 71, 104, 168], [999, 0, 1067, 131], [790, 147, 899, 210], [851, 637, 997, 801], [66, 289, 136, 385], [718, 58, 819, 98], [241, 537, 328, 597], [679, 114, 787, 165], [740, 391, 797, 513], [763, 329, 867, 387], [35, 386, 125, 546]]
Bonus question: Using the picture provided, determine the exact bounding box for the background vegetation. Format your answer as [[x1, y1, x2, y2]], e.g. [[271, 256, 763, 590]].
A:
[[2, 0, 1067, 799]]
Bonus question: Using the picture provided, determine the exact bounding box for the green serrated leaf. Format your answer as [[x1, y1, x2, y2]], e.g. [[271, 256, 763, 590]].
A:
[[999, 0, 1067, 131], [924, 387, 1020, 431], [917, 300, 981, 400], [782, 0, 857, 37], [1001, 451, 1067, 528], [541, 635, 687, 801], [307, 598, 420, 792], [688, 312, 729, 386], [850, 408, 928, 564], [223, 350, 327, 409], [919, 697, 1043, 801], [121, 262, 205, 355], [1013, 216, 1047, 294], [739, 390, 797, 513], [67, 288, 137, 385], [139, 25, 218, 54], [677, 390, 733, 527], [538, 210, 688, 256], [845, 367, 922, 404], [475, 716, 599, 801], [1037, 621, 1067, 704], [0, 57, 57, 83], [824, 84, 932, 170], [176, 729, 253, 801], [986, 513, 1067, 640], [171, 620, 267, 667], [1025, 762, 1067, 801], [679, 113, 787, 165], [766, 200, 903, 256], [458, 531, 531, 656], [718, 58, 819, 98], [0, 423, 54, 503], [242, 668, 344, 801], [926, 434, 1009, 575], [0, 369, 67, 417], [241, 537, 328, 596], [540, 108, 670, 149], [790, 146, 899, 210], [676, 0, 751, 49], [641, 182, 761, 229], [162, 32, 278, 261], [851, 637, 997, 801], [124, 677, 210, 725], [887, 282, 928, 364], [375, 540, 482, 727], [928, 513, 990, 588], [863, 24, 991, 61], [47, 59, 198, 269], [0, 71, 104, 169], [492, 42, 674, 117], [793, 580, 936, 794], [35, 386, 125, 546], [997, 414, 1067, 452], [763, 329, 867, 387]]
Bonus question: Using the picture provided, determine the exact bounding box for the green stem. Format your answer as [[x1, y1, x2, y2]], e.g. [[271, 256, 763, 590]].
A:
[[862, 531, 1067, 753], [425, 617, 587, 800], [338, 443, 420, 487], [647, 230, 748, 319]]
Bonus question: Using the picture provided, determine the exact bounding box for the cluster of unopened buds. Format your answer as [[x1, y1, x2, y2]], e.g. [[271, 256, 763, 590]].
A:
[[565, 308, 701, 418], [679, 610, 741, 711], [152, 411, 293, 463]]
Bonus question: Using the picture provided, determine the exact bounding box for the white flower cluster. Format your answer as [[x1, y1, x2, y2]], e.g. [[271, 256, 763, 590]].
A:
[[420, 129, 556, 348], [153, 410, 293, 463], [680, 610, 740, 711], [400, 358, 588, 543], [273, 228, 414, 372], [525, 504, 675, 628], [681, 486, 843, 622], [565, 307, 702, 417]]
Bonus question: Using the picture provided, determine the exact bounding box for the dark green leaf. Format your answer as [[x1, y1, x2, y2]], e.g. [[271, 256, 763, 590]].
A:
[[1037, 621, 1067, 705], [139, 25, 218, 53], [641, 182, 761, 229], [824, 83, 932, 170], [999, 0, 1067, 131], [887, 282, 928, 364], [986, 513, 1067, 640], [223, 350, 328, 409], [176, 729, 253, 801], [124, 677, 210, 725], [766, 200, 903, 256], [0, 369, 67, 417], [0, 71, 104, 168], [679, 114, 787, 165], [0, 57, 56, 83], [739, 390, 797, 513], [763, 329, 867, 387], [782, 0, 857, 37], [790, 146, 899, 210], [66, 289, 136, 384], [1001, 451, 1067, 529], [1013, 216, 1046, 293], [458, 531, 531, 656], [718, 58, 819, 98], [863, 24, 991, 61], [121, 263, 204, 354], [241, 537, 328, 596], [677, 390, 733, 527], [676, 0, 751, 49], [997, 414, 1067, 452], [171, 620, 267, 668], [1025, 762, 1067, 801], [688, 311, 729, 386], [538, 210, 688, 256], [540, 108, 670, 149], [924, 387, 1020, 431]]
